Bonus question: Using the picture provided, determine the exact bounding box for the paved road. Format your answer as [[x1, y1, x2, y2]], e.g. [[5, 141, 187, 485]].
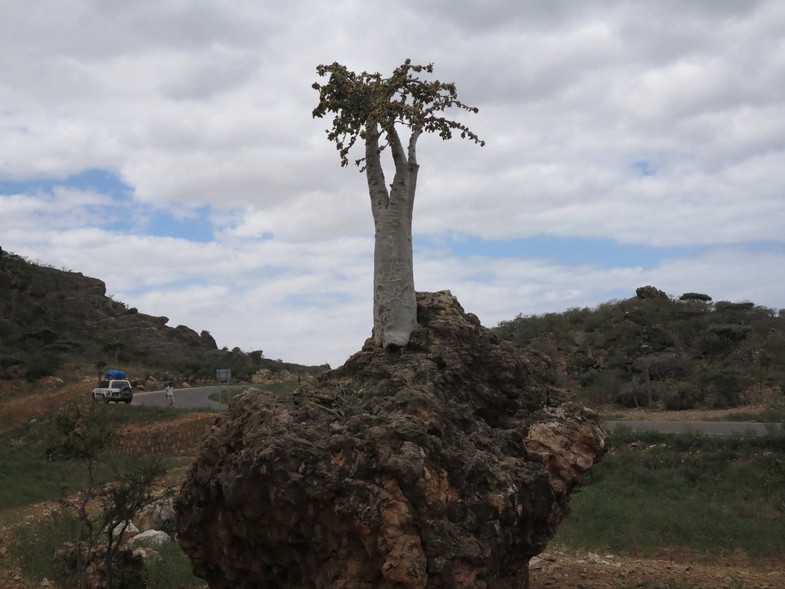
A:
[[132, 385, 247, 410], [603, 420, 783, 436]]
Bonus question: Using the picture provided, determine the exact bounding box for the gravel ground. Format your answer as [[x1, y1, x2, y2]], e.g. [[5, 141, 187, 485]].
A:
[[531, 547, 784, 589]]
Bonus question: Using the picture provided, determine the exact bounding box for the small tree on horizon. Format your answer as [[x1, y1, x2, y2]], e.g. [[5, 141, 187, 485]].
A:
[[313, 59, 484, 349]]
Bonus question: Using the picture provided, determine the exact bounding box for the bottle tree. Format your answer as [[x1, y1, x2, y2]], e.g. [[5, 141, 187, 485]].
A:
[[312, 59, 484, 349]]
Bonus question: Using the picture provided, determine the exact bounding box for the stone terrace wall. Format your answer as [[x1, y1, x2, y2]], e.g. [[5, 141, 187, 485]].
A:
[[114, 414, 218, 456]]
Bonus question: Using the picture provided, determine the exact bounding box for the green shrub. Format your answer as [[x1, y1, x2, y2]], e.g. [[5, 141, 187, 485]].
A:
[[635, 356, 692, 381], [10, 510, 206, 589], [708, 324, 752, 342], [144, 540, 206, 588], [699, 369, 750, 409], [579, 369, 623, 406], [0, 317, 18, 338], [0, 424, 89, 509], [23, 352, 62, 381], [10, 508, 81, 586], [0, 353, 22, 369], [679, 292, 712, 302], [664, 384, 704, 411], [615, 378, 659, 408]]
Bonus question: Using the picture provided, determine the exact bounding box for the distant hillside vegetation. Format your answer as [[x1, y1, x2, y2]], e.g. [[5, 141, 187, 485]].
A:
[[494, 285, 785, 411], [0, 248, 321, 382]]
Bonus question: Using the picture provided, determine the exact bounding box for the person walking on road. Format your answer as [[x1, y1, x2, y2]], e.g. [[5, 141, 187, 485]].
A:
[[165, 382, 174, 406]]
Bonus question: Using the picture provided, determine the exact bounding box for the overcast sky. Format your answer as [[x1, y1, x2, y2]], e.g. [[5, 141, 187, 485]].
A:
[[2, 1, 784, 367]]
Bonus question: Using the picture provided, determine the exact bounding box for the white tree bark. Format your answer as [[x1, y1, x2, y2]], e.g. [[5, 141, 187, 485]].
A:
[[365, 121, 420, 348]]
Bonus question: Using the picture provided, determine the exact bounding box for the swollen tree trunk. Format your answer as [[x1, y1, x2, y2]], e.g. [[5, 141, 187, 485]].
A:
[[365, 122, 420, 348]]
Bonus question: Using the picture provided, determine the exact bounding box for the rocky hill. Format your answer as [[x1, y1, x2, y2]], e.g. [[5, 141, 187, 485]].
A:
[[4, 244, 782, 413], [176, 291, 606, 588], [0, 248, 315, 384], [494, 285, 785, 412]]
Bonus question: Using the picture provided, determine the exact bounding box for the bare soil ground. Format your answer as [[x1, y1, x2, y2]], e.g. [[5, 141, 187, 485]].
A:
[[530, 547, 784, 588]]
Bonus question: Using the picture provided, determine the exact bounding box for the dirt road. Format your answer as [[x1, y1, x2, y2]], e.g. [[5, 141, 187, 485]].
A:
[[530, 547, 784, 588]]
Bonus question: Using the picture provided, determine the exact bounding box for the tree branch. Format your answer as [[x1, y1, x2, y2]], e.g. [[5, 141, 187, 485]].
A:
[[365, 119, 389, 211], [407, 129, 421, 168]]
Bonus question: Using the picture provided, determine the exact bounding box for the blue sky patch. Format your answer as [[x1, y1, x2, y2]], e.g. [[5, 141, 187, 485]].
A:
[[0, 168, 134, 197], [742, 240, 785, 254], [123, 277, 210, 299], [417, 234, 698, 268], [0, 168, 215, 242], [142, 205, 214, 243], [286, 292, 352, 307], [633, 160, 657, 176]]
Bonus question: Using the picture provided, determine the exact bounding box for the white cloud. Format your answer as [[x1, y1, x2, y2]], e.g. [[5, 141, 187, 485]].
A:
[[1, 0, 784, 367]]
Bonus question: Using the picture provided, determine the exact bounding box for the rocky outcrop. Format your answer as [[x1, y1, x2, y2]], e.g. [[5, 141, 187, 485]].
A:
[[635, 285, 669, 300], [200, 329, 218, 348], [0, 250, 222, 376], [176, 291, 606, 588]]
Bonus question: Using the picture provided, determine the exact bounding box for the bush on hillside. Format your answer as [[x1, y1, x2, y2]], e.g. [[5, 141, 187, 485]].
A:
[[679, 292, 712, 302], [664, 384, 704, 411], [699, 369, 751, 409], [23, 352, 61, 381], [579, 369, 623, 406], [495, 286, 785, 411], [615, 378, 660, 408]]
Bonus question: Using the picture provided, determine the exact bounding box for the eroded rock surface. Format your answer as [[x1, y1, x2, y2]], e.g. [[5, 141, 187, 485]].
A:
[[176, 291, 606, 588]]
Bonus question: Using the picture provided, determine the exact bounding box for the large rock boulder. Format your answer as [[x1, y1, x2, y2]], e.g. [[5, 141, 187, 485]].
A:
[[176, 291, 606, 588]]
